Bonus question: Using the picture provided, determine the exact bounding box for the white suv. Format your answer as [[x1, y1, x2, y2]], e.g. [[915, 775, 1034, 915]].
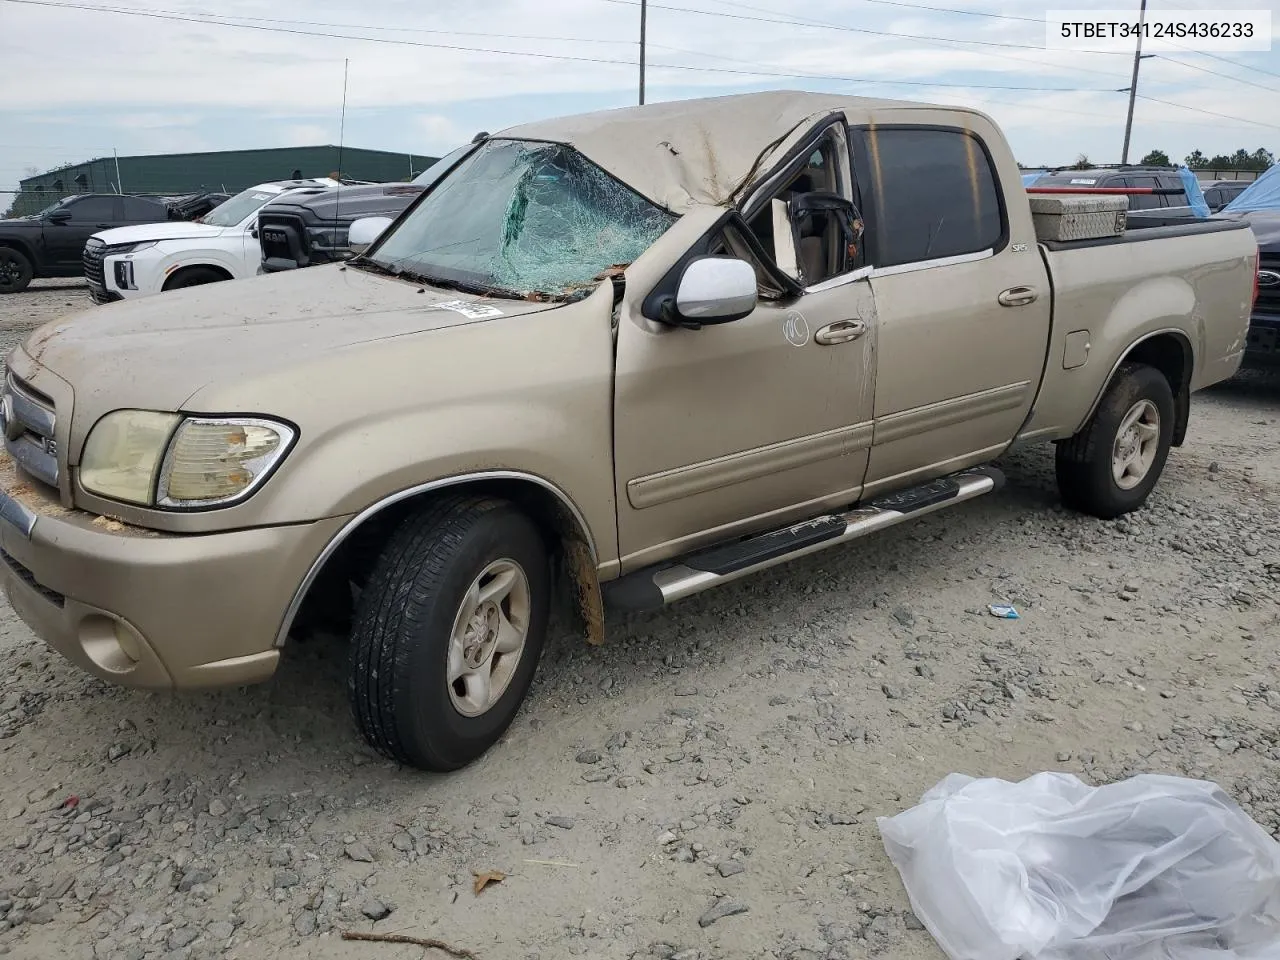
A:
[[85, 179, 338, 303]]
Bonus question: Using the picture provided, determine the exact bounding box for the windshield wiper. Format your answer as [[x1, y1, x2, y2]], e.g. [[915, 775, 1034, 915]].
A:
[[395, 268, 527, 301], [347, 257, 402, 278]]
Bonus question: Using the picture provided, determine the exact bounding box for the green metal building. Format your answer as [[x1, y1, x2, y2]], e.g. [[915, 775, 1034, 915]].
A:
[[8, 145, 439, 217]]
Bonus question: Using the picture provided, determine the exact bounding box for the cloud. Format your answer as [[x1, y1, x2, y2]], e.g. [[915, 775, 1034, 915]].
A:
[[0, 0, 1276, 184], [278, 124, 334, 146], [414, 115, 472, 153]]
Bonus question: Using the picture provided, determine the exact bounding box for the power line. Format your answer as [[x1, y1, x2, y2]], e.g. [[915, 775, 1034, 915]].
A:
[[0, 0, 1111, 93], [1179, 48, 1280, 82], [600, 0, 1131, 54], [1153, 0, 1280, 80], [698, 0, 1042, 23], [1135, 94, 1280, 131], [1155, 54, 1280, 94], [45, 2, 643, 47], [695, 0, 1138, 83], [647, 0, 1280, 94]]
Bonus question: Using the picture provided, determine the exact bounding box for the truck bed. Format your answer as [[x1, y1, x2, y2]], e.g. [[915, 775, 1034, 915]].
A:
[[1019, 216, 1257, 442]]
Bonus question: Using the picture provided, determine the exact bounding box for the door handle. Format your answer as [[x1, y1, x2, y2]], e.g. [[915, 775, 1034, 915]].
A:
[[814, 319, 867, 345], [998, 285, 1038, 307]]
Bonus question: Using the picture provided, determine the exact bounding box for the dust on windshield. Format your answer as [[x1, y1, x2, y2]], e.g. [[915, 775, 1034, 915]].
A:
[[368, 139, 677, 299]]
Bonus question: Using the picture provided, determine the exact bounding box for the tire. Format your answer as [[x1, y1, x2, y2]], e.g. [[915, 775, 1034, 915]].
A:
[[163, 266, 227, 291], [348, 497, 550, 771], [1055, 362, 1175, 520], [0, 248, 34, 295]]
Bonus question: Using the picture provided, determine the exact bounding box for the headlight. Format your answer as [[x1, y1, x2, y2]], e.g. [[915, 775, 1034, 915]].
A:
[[106, 240, 159, 255], [80, 411, 296, 509]]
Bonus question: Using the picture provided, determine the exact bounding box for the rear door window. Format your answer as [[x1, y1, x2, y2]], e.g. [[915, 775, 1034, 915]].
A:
[[1123, 176, 1165, 210], [862, 127, 1004, 267], [67, 196, 119, 221], [1157, 175, 1188, 207], [122, 197, 165, 222]]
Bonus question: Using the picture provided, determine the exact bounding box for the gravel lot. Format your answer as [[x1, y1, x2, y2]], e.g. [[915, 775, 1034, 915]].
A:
[[0, 281, 1277, 960]]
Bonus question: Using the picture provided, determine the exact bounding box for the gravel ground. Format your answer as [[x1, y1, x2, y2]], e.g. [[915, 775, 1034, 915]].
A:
[[0, 283, 1278, 960]]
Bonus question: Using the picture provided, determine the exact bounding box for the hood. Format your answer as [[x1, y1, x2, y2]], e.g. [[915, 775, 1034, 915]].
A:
[[92, 221, 228, 246], [16, 263, 562, 454], [262, 182, 424, 221], [0, 217, 44, 231]]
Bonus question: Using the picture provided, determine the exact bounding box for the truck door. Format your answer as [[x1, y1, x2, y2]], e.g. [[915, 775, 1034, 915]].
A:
[[613, 123, 877, 573], [854, 121, 1051, 495], [47, 196, 120, 268]]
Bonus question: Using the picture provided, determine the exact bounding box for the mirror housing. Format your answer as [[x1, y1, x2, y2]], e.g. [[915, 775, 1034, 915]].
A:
[[348, 216, 394, 255], [45, 209, 72, 225], [662, 256, 758, 329]]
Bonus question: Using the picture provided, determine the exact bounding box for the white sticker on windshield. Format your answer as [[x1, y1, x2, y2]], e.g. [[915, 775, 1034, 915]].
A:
[[251, 193, 272, 200], [1069, 178, 1097, 185], [434, 299, 504, 319]]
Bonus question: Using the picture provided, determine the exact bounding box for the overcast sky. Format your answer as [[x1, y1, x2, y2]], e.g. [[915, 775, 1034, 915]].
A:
[[1, 0, 1278, 192]]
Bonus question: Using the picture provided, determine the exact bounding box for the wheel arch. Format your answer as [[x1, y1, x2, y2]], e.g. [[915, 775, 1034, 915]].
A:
[[277, 471, 604, 649], [0, 238, 37, 265], [161, 262, 235, 290], [1080, 329, 1195, 447]]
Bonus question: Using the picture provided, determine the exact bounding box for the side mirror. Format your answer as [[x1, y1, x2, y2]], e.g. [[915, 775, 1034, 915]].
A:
[[664, 256, 758, 328], [348, 216, 393, 255], [46, 210, 72, 225], [249, 226, 259, 239]]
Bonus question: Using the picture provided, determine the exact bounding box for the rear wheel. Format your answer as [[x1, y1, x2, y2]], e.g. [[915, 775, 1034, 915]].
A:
[[163, 266, 228, 291], [1056, 363, 1175, 519], [347, 497, 550, 771], [0, 248, 33, 295]]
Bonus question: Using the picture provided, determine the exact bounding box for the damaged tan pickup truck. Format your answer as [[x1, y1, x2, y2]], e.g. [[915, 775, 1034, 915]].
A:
[[0, 92, 1259, 771]]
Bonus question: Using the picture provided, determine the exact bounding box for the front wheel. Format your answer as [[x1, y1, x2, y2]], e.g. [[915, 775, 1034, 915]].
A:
[[348, 497, 550, 771], [1055, 362, 1175, 519], [0, 248, 33, 295]]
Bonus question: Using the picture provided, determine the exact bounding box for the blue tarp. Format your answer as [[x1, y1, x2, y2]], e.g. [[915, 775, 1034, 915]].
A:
[[1177, 167, 1211, 218], [1021, 172, 1046, 186], [1223, 165, 1280, 213]]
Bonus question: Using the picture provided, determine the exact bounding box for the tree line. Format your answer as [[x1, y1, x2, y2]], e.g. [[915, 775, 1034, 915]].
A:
[[1049, 148, 1274, 171], [1141, 148, 1274, 170]]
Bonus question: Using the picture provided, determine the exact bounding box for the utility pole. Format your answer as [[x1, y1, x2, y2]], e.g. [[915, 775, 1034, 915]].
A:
[[113, 148, 123, 193], [639, 0, 647, 105], [1121, 0, 1148, 164]]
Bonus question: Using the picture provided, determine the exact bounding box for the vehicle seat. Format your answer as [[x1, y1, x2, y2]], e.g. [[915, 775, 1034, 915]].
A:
[[800, 236, 825, 287]]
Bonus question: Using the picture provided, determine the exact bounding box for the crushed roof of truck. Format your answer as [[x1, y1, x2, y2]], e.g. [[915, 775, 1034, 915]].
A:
[[496, 90, 978, 215]]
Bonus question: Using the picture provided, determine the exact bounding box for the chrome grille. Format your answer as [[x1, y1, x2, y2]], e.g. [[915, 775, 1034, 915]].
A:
[[0, 375, 58, 489], [82, 238, 106, 289]]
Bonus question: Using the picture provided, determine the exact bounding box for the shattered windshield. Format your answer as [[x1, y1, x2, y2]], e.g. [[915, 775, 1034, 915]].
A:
[[369, 139, 677, 298]]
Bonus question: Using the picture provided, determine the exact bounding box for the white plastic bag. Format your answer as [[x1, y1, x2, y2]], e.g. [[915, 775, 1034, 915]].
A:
[[878, 773, 1280, 960]]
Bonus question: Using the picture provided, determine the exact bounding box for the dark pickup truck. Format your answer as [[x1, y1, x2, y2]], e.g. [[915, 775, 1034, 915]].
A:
[[256, 182, 426, 272], [256, 141, 475, 271], [0, 193, 177, 294]]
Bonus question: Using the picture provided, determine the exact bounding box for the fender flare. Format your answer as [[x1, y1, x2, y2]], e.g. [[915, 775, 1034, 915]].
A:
[[273, 470, 601, 648]]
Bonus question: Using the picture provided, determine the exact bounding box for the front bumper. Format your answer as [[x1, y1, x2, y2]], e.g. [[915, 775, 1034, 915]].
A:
[[0, 467, 347, 690], [1243, 312, 1280, 368], [92, 253, 162, 303]]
